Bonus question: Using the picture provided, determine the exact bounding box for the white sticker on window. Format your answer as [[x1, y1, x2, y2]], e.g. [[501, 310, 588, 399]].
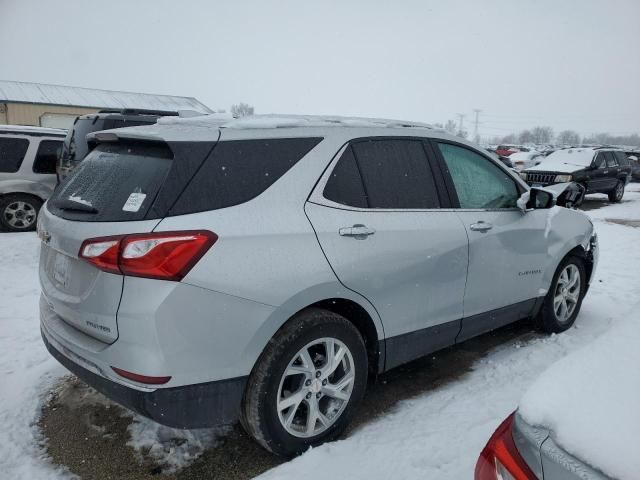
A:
[[122, 192, 147, 212]]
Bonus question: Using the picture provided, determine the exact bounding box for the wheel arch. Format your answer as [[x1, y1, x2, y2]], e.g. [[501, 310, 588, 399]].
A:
[[249, 286, 386, 377]]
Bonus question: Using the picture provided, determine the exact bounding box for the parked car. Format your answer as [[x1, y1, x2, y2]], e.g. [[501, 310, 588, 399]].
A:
[[496, 144, 527, 156], [0, 125, 66, 231], [486, 148, 514, 168], [38, 115, 597, 457], [520, 147, 632, 203], [624, 150, 640, 181], [509, 151, 545, 171], [476, 317, 634, 480], [57, 109, 179, 181]]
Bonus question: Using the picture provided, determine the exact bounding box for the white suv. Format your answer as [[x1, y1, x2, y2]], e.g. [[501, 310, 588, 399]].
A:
[[0, 125, 66, 231]]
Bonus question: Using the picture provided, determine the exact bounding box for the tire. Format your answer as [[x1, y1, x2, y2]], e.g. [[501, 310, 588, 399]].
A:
[[608, 180, 624, 203], [0, 194, 43, 232], [535, 255, 586, 333], [240, 308, 368, 457]]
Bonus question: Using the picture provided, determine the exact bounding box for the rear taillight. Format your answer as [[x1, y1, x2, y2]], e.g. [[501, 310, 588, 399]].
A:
[[475, 413, 538, 480], [79, 230, 217, 281], [111, 366, 172, 385]]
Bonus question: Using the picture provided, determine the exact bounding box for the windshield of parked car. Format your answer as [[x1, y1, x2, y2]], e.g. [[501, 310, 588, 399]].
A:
[[537, 148, 596, 168]]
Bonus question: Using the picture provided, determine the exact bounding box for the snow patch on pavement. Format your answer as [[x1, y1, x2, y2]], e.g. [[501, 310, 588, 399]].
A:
[[126, 416, 230, 473]]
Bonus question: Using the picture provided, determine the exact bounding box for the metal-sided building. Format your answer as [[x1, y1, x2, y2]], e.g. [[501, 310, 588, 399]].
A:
[[0, 80, 212, 129]]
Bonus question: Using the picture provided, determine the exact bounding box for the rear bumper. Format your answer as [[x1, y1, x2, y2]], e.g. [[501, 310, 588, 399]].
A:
[[42, 326, 247, 428]]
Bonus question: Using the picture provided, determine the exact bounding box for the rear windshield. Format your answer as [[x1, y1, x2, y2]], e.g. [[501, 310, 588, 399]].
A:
[[169, 137, 322, 215], [49, 142, 172, 222]]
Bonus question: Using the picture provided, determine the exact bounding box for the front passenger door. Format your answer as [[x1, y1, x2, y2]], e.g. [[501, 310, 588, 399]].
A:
[[433, 141, 549, 341]]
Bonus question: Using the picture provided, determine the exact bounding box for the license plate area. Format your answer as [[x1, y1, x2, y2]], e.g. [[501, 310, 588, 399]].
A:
[[52, 252, 71, 287]]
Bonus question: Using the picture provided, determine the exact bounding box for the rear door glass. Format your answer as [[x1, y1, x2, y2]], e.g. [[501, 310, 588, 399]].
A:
[[169, 137, 322, 215], [350, 139, 440, 209], [48, 142, 173, 222], [323, 146, 368, 208], [0, 137, 30, 172], [33, 140, 63, 174], [604, 152, 618, 167]]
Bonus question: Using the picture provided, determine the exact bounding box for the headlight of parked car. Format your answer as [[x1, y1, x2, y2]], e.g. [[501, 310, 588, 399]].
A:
[[555, 174, 572, 182], [519, 172, 528, 180]]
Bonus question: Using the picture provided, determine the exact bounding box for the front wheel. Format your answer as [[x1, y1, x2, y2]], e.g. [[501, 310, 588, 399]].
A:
[[608, 180, 624, 203], [240, 308, 368, 457], [536, 256, 586, 333]]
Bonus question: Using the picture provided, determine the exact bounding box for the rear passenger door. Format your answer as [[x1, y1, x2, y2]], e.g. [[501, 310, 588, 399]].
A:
[[305, 138, 469, 369], [432, 141, 549, 341]]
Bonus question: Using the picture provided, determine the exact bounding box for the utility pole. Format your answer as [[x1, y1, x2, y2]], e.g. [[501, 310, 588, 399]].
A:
[[456, 113, 465, 137], [472, 109, 481, 143]]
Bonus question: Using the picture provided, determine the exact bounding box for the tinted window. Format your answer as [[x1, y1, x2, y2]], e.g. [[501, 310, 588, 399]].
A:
[[604, 151, 618, 167], [617, 152, 631, 166], [437, 142, 519, 209], [49, 142, 173, 222], [0, 137, 29, 173], [350, 139, 440, 209], [170, 137, 322, 215], [323, 146, 367, 208], [33, 140, 62, 174], [593, 153, 606, 169]]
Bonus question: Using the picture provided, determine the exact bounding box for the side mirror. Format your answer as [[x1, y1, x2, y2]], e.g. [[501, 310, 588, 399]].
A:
[[524, 188, 555, 210]]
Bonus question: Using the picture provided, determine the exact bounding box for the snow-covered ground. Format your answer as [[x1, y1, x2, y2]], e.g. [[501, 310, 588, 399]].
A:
[[0, 188, 639, 479]]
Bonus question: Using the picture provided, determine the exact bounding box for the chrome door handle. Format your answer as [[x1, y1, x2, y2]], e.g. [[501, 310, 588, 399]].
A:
[[339, 224, 376, 238], [470, 221, 493, 232]]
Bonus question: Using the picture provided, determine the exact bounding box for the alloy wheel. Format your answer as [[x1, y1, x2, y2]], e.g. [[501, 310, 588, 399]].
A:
[[276, 337, 355, 438], [3, 201, 37, 229], [553, 264, 581, 323], [615, 182, 624, 201]]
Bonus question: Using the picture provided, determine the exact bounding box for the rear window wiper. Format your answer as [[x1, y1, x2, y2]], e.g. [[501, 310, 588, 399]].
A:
[[55, 198, 99, 214]]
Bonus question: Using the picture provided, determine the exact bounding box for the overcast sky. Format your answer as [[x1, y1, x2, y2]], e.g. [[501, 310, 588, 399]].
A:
[[1, 0, 638, 138]]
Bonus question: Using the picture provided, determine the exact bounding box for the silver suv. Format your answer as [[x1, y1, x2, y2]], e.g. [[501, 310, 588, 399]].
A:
[[38, 115, 597, 457], [0, 125, 65, 231]]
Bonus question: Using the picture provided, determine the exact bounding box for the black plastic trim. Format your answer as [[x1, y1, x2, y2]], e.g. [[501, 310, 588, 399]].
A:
[[456, 298, 538, 343], [42, 328, 247, 428]]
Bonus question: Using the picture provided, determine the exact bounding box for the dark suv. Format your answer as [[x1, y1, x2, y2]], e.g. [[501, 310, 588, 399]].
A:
[[520, 147, 631, 203], [624, 149, 640, 181], [57, 109, 178, 181]]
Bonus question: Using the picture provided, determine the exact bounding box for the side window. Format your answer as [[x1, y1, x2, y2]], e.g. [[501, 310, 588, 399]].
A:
[[323, 146, 368, 208], [593, 153, 606, 169], [615, 152, 630, 166], [604, 152, 618, 168], [349, 139, 440, 209], [436, 142, 519, 209], [170, 137, 322, 215], [33, 140, 62, 174], [0, 137, 30, 173]]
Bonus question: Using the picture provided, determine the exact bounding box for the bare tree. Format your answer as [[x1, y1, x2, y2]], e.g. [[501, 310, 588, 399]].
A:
[[501, 133, 518, 144], [518, 130, 533, 144], [531, 126, 554, 144], [556, 130, 581, 145], [230, 102, 255, 117], [444, 119, 457, 135]]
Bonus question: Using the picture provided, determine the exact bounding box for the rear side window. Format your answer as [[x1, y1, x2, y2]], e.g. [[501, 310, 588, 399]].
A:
[[0, 137, 29, 172], [349, 139, 440, 209], [33, 140, 62, 174], [170, 137, 322, 215], [604, 151, 618, 167], [323, 146, 368, 208], [615, 151, 630, 166], [437, 142, 518, 209], [49, 142, 173, 222]]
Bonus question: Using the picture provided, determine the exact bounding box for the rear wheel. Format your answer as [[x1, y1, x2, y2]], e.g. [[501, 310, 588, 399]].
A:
[[240, 308, 368, 457], [608, 180, 624, 203], [536, 256, 586, 333], [0, 194, 42, 232]]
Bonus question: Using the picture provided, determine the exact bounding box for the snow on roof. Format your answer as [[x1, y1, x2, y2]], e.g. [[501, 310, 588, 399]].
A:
[[0, 80, 212, 113], [220, 114, 436, 130], [519, 317, 640, 479], [0, 124, 67, 135]]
